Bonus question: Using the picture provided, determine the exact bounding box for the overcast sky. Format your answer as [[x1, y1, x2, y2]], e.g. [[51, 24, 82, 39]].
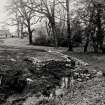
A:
[[0, 0, 15, 32], [0, 0, 8, 23], [0, 0, 80, 33]]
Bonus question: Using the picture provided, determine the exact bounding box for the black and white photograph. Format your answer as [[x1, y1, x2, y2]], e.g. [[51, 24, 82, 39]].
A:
[[0, 0, 105, 105]]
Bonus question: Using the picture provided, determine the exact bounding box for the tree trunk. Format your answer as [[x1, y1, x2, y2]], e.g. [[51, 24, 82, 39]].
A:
[[67, 77, 71, 89], [52, 24, 58, 47], [93, 44, 98, 53], [84, 34, 89, 53], [91, 34, 98, 53], [45, 22, 51, 37], [28, 28, 32, 45], [28, 22, 32, 45], [17, 21, 20, 38], [66, 0, 73, 51], [49, 17, 58, 47], [26, 19, 33, 45], [21, 23, 24, 39], [96, 5, 103, 53]]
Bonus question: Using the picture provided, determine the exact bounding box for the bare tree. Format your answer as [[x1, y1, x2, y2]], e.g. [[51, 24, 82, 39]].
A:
[[9, 0, 40, 44], [66, 0, 73, 51], [76, 0, 105, 53], [56, 0, 73, 50], [27, 0, 59, 47]]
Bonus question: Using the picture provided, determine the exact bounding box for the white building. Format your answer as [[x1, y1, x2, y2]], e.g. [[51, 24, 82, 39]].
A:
[[0, 30, 11, 38]]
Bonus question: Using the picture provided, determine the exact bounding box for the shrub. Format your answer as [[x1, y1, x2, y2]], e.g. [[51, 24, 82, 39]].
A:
[[33, 36, 48, 46], [33, 36, 55, 47], [72, 34, 82, 47], [57, 37, 68, 47]]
